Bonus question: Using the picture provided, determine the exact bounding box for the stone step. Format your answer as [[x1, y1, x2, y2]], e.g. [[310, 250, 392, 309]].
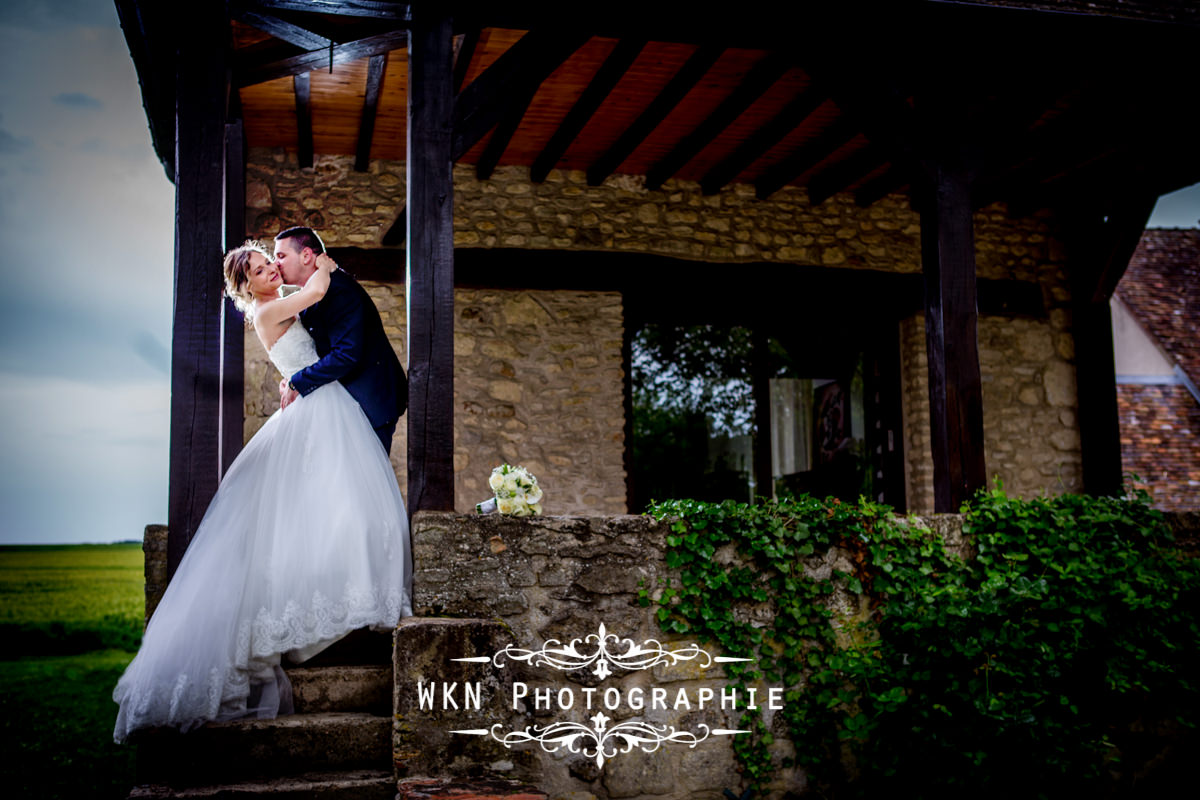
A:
[[288, 665, 392, 714], [396, 778, 546, 800], [128, 770, 395, 799], [135, 712, 391, 786]]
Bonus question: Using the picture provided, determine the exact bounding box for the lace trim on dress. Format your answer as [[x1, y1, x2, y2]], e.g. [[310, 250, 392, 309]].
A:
[[113, 581, 407, 739]]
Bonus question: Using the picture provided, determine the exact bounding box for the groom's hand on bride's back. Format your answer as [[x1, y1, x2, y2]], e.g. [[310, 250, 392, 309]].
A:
[[279, 377, 299, 410]]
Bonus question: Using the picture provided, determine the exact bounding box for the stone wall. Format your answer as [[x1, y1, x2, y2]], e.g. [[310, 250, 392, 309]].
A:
[[243, 149, 1083, 514], [245, 286, 626, 516], [406, 512, 818, 799], [899, 311, 1083, 513]]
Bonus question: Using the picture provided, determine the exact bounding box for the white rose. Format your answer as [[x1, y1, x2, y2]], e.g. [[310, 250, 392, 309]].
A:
[[489, 470, 505, 493], [504, 474, 520, 494], [497, 497, 516, 515]]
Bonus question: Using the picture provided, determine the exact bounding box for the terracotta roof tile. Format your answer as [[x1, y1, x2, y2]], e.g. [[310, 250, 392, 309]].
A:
[[1115, 229, 1200, 386], [1118, 383, 1200, 511]]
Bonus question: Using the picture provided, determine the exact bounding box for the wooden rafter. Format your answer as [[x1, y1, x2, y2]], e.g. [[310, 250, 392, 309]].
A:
[[451, 28, 590, 162], [476, 89, 534, 179], [232, 6, 331, 50], [854, 166, 909, 207], [452, 28, 481, 93], [806, 145, 887, 205], [585, 44, 722, 186], [355, 53, 387, 171], [235, 30, 408, 87], [699, 88, 825, 195], [754, 115, 858, 199], [294, 72, 313, 168], [644, 52, 791, 190], [244, 0, 411, 20], [530, 38, 645, 183]]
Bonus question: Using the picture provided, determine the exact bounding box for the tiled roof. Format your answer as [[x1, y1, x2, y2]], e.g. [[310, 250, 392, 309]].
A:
[[1115, 229, 1200, 386], [1118, 383, 1200, 511]]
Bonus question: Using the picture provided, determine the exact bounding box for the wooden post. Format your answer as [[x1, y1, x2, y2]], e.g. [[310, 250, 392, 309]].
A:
[[221, 116, 247, 477], [920, 154, 987, 512], [1068, 196, 1156, 497], [752, 327, 773, 501], [406, 12, 455, 512], [168, 4, 227, 577]]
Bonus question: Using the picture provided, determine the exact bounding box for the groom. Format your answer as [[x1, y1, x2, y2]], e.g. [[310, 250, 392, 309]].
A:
[[274, 226, 408, 454]]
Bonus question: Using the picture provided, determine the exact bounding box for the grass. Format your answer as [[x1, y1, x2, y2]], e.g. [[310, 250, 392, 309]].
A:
[[0, 544, 143, 799], [0, 543, 143, 653], [0, 650, 137, 799]]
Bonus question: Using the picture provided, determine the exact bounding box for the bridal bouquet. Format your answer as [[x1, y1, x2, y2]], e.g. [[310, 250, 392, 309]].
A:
[[476, 464, 544, 516]]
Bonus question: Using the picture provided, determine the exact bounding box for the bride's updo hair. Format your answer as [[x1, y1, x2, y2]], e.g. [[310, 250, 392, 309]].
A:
[[223, 239, 273, 317]]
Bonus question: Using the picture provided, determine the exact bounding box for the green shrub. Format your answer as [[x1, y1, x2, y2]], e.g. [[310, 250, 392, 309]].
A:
[[648, 487, 1200, 797]]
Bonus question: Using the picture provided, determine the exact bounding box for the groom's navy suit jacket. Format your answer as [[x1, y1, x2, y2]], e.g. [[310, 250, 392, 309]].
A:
[[289, 269, 407, 431]]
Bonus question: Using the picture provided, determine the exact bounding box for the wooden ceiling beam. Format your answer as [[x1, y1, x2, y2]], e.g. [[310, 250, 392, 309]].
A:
[[452, 28, 482, 93], [530, 38, 645, 183], [235, 29, 408, 87], [644, 52, 791, 190], [699, 88, 826, 195], [294, 72, 313, 168], [586, 44, 722, 186], [244, 0, 412, 20], [753, 115, 858, 199], [476, 89, 535, 180], [355, 53, 387, 171], [451, 28, 590, 162], [854, 166, 909, 207], [806, 146, 888, 205], [233, 6, 331, 50]]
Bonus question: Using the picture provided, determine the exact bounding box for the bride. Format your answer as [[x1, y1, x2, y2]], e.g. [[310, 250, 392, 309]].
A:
[[112, 241, 412, 742]]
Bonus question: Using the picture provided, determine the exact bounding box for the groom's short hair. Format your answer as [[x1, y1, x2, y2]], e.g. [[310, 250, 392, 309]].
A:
[[275, 226, 326, 256]]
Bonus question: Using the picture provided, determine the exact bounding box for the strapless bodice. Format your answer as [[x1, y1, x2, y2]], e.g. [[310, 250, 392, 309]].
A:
[[268, 322, 319, 377]]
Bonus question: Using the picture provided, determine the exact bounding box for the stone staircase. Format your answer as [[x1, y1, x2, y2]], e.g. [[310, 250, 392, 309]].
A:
[[128, 630, 396, 799]]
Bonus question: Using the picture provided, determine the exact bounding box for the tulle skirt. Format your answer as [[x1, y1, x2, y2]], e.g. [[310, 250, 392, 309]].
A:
[[113, 381, 411, 742]]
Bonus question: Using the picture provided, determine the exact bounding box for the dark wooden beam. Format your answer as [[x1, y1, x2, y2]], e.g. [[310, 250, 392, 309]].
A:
[[381, 206, 406, 246], [222, 116, 247, 478], [452, 28, 481, 94], [293, 72, 313, 169], [753, 115, 858, 200], [233, 7, 331, 50], [235, 30, 408, 88], [645, 52, 790, 190], [586, 45, 722, 186], [699, 88, 826, 195], [854, 166, 909, 207], [245, 0, 411, 20], [475, 87, 534, 180], [919, 153, 986, 513], [530, 38, 645, 183], [751, 327, 773, 501], [406, 12, 455, 512], [1066, 196, 1156, 499], [355, 53, 387, 171], [169, 3, 227, 578], [451, 28, 589, 162], [806, 145, 888, 205]]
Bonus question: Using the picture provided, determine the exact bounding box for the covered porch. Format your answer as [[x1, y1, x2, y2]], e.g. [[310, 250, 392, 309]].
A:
[[116, 0, 1200, 574]]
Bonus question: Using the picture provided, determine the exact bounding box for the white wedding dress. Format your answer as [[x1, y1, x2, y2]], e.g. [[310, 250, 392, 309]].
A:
[[113, 322, 412, 742]]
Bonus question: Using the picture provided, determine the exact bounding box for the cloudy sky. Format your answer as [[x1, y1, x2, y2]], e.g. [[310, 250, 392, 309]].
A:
[[0, 0, 1197, 544]]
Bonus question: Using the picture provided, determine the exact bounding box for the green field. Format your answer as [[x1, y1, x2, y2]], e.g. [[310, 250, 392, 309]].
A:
[[0, 544, 143, 799]]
